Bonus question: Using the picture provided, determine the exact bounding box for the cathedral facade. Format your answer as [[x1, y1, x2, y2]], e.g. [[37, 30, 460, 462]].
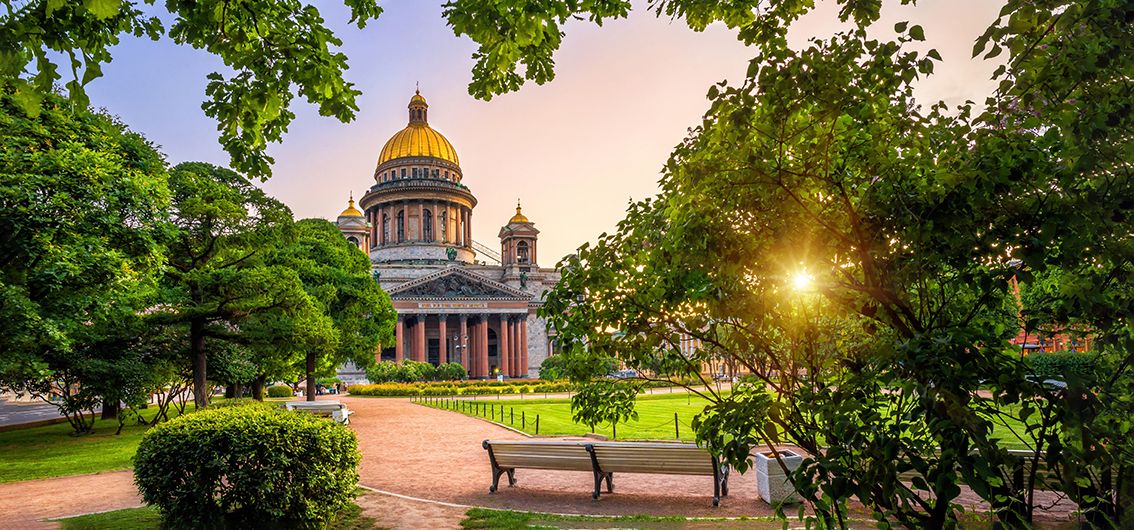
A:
[[335, 91, 559, 380]]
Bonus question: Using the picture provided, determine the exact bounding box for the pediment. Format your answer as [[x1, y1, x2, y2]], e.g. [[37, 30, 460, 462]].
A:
[[388, 268, 531, 301]]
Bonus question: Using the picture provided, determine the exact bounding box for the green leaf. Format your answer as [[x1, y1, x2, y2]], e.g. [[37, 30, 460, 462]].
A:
[[84, 0, 122, 19], [909, 25, 925, 41]]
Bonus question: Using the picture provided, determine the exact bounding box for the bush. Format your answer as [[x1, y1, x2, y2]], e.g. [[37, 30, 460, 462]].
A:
[[366, 360, 469, 383], [134, 406, 360, 529], [210, 398, 277, 410], [1028, 350, 1101, 385], [267, 385, 293, 398]]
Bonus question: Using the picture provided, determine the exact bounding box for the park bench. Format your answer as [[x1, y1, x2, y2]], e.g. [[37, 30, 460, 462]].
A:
[[285, 400, 352, 424], [482, 439, 730, 506]]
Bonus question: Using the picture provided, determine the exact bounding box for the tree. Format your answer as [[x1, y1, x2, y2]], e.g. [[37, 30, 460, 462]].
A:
[[151, 161, 311, 408], [512, 1, 1134, 528], [1, 0, 383, 178], [261, 218, 395, 401], [0, 91, 168, 433]]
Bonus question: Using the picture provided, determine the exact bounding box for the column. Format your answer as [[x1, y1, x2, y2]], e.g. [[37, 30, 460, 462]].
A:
[[519, 317, 529, 377], [466, 209, 473, 247], [499, 315, 510, 378], [459, 314, 469, 370], [418, 202, 425, 241], [511, 317, 521, 377], [414, 316, 426, 362], [477, 317, 489, 378], [394, 316, 404, 363], [438, 314, 448, 365]]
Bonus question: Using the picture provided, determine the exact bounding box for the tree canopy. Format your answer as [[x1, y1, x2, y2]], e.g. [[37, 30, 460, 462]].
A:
[[0, 91, 169, 431], [526, 0, 1134, 528]]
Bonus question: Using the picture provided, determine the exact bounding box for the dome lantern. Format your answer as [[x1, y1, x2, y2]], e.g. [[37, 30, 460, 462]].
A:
[[408, 87, 428, 124]]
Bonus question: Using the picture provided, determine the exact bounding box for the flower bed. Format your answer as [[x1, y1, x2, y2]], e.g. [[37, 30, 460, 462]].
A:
[[347, 380, 574, 397]]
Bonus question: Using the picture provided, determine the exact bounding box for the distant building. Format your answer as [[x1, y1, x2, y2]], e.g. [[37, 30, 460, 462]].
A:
[[334, 90, 559, 378]]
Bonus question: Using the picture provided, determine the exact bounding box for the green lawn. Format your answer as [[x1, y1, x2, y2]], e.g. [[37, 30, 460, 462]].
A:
[[0, 404, 199, 484], [423, 391, 718, 441], [459, 508, 789, 530], [422, 392, 1038, 450], [57, 501, 377, 529]]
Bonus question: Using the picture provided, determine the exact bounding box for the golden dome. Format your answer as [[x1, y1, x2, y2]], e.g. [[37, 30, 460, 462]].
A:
[[339, 194, 363, 217], [509, 201, 529, 223], [376, 90, 460, 167]]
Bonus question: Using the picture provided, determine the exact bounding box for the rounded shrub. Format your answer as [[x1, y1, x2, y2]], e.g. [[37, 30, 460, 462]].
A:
[[134, 406, 360, 529], [267, 384, 293, 398]]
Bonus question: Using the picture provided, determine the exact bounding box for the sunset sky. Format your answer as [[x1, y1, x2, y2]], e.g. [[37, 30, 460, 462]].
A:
[[85, 1, 1002, 264]]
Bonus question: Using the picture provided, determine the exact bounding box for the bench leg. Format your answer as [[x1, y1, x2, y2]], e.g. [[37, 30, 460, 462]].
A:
[[592, 470, 604, 500], [605, 472, 614, 493], [721, 465, 730, 497], [490, 467, 507, 493], [507, 469, 516, 487]]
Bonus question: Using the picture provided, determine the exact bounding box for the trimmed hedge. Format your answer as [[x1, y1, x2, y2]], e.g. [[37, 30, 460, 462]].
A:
[[366, 360, 467, 383], [210, 398, 278, 410], [134, 406, 360, 529], [348, 380, 575, 397], [1028, 350, 1101, 385], [267, 385, 293, 398]]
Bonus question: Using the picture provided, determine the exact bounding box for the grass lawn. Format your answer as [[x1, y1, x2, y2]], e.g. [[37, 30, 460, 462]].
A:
[[423, 391, 718, 441], [57, 501, 377, 529], [423, 392, 1038, 450], [0, 404, 199, 484], [460, 508, 789, 530]]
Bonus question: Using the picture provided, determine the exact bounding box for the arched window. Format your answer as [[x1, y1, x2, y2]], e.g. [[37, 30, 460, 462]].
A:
[[347, 236, 359, 246], [439, 210, 447, 241], [423, 209, 433, 242], [396, 210, 405, 242], [517, 241, 530, 263], [382, 214, 390, 244]]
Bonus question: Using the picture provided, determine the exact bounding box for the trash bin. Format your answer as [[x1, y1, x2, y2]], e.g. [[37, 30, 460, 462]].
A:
[[755, 449, 803, 505]]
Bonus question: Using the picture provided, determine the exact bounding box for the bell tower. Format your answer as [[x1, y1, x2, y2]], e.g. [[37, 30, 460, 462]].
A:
[[499, 200, 539, 270]]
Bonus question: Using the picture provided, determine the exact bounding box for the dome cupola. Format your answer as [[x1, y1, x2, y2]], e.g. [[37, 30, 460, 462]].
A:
[[376, 89, 460, 168]]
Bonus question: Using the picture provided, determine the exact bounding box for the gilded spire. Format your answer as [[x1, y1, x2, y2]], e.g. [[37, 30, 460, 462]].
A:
[[339, 193, 363, 217], [509, 199, 529, 223]]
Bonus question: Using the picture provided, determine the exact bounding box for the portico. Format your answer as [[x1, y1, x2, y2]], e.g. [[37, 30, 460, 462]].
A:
[[388, 268, 532, 378]]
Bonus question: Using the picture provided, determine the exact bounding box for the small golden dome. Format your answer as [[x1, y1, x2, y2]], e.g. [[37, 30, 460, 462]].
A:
[[376, 90, 460, 167], [339, 194, 363, 217], [509, 201, 529, 223]]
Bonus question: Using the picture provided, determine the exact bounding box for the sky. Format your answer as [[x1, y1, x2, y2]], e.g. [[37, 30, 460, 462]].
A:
[[84, 1, 1003, 265]]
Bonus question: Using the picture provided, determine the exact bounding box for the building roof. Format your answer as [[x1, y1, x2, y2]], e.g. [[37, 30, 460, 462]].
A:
[[339, 194, 363, 218], [376, 91, 460, 167], [509, 201, 530, 224]]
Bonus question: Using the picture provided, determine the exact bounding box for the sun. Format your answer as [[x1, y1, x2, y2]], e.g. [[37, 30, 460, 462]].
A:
[[791, 271, 814, 292]]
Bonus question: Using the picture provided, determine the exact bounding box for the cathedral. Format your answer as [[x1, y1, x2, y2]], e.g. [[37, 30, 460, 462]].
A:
[[335, 90, 559, 381]]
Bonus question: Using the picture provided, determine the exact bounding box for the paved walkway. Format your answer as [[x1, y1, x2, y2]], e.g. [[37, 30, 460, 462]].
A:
[[0, 470, 141, 529], [347, 396, 774, 520]]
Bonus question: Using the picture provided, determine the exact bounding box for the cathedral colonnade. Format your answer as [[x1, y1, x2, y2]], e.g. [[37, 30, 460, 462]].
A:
[[392, 312, 529, 378]]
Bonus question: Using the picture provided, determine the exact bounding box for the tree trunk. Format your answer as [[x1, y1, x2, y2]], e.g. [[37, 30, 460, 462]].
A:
[[101, 399, 119, 420], [191, 317, 209, 409], [225, 385, 236, 399], [306, 352, 316, 402], [252, 375, 266, 401]]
